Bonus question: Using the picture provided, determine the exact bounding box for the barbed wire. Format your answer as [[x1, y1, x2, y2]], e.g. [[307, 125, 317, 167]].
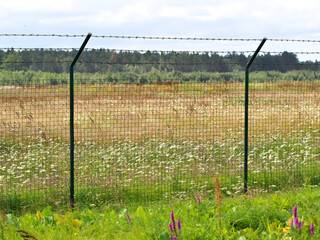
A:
[[0, 34, 87, 38], [2, 47, 320, 55], [1, 34, 320, 43]]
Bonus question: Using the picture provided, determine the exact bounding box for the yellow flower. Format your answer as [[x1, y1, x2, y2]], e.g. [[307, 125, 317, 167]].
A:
[[36, 211, 42, 221], [72, 219, 83, 228], [283, 227, 290, 234]]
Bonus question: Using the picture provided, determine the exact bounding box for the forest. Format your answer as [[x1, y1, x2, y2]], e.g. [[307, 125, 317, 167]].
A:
[[1, 48, 319, 73], [0, 49, 320, 85]]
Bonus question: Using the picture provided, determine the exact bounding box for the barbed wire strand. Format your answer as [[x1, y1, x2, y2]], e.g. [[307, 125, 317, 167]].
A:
[[1, 34, 320, 43], [1, 48, 320, 55]]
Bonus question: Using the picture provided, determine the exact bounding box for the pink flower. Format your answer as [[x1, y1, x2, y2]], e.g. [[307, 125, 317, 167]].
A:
[[170, 211, 175, 222], [298, 221, 304, 230], [196, 194, 201, 206], [310, 223, 315, 235], [169, 222, 174, 232], [126, 213, 131, 223], [293, 205, 297, 218], [177, 219, 181, 234]]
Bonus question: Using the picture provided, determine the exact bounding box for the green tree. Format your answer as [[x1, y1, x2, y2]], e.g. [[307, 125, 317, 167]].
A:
[[1, 52, 24, 71]]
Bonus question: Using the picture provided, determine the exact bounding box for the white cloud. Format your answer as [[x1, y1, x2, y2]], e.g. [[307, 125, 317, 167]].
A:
[[0, 0, 74, 12]]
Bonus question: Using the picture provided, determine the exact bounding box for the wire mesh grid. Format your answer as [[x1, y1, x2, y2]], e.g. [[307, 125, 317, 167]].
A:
[[72, 73, 245, 205], [248, 68, 320, 194], [0, 76, 70, 211]]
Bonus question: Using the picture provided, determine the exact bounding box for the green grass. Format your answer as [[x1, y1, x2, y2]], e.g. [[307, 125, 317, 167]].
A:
[[1, 187, 320, 239], [0, 130, 319, 213]]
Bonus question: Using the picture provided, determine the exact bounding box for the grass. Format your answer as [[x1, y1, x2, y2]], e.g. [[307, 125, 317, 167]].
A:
[[0, 131, 319, 213], [1, 187, 320, 239]]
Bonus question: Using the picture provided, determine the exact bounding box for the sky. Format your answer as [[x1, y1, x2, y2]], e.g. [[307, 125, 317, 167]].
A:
[[1, 0, 320, 61]]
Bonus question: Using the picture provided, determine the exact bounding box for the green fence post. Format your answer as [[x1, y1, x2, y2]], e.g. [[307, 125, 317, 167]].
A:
[[70, 33, 92, 208], [244, 38, 267, 194]]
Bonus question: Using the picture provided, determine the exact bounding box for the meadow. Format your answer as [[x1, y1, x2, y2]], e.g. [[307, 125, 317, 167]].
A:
[[1, 187, 320, 239], [0, 81, 319, 213]]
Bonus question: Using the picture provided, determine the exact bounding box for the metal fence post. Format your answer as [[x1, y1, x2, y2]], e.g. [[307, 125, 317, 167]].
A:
[[244, 38, 267, 193], [70, 33, 92, 208]]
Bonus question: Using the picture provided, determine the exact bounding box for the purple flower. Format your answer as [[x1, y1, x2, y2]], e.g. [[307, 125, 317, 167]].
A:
[[310, 223, 315, 235], [169, 235, 172, 239], [173, 237, 177, 240], [126, 213, 131, 223], [177, 219, 181, 234], [196, 194, 201, 206], [170, 211, 176, 231], [169, 222, 174, 232], [294, 217, 299, 227], [298, 220, 304, 230], [293, 205, 297, 218], [290, 220, 294, 227], [170, 211, 175, 222]]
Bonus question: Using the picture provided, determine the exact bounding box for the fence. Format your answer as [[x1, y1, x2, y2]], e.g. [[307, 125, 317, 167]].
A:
[[0, 34, 319, 212]]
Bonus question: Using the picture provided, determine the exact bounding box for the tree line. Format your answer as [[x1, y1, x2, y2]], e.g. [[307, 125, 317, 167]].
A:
[[0, 49, 319, 73]]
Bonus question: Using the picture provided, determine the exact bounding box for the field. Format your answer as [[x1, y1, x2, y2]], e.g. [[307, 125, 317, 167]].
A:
[[0, 81, 320, 211]]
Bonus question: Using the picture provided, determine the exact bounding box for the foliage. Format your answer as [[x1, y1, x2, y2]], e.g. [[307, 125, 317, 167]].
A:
[[0, 188, 320, 239], [1, 69, 320, 86], [0, 49, 317, 74]]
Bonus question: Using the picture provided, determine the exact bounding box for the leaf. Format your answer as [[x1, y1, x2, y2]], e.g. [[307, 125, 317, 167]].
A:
[[159, 231, 170, 240], [81, 216, 93, 225], [136, 206, 150, 225], [136, 206, 147, 219]]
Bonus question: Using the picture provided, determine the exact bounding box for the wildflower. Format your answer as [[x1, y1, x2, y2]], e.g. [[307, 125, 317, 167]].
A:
[[290, 220, 293, 227], [298, 220, 304, 230], [310, 223, 315, 235], [126, 213, 131, 223], [196, 194, 201, 206], [170, 211, 176, 231], [293, 205, 297, 218], [170, 211, 175, 222], [177, 219, 181, 234], [283, 227, 290, 234], [294, 217, 299, 227], [169, 222, 174, 232], [173, 237, 177, 240]]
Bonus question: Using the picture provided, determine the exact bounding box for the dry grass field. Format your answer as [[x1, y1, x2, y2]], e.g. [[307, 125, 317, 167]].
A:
[[0, 82, 319, 141]]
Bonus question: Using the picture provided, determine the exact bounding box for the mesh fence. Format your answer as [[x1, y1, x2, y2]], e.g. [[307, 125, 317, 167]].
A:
[[0, 79, 70, 211], [248, 74, 320, 193], [73, 81, 245, 205], [0, 35, 319, 211]]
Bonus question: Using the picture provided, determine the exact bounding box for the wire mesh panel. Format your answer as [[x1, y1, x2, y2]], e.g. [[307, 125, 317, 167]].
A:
[[73, 70, 245, 205], [248, 70, 320, 193], [0, 72, 70, 211]]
